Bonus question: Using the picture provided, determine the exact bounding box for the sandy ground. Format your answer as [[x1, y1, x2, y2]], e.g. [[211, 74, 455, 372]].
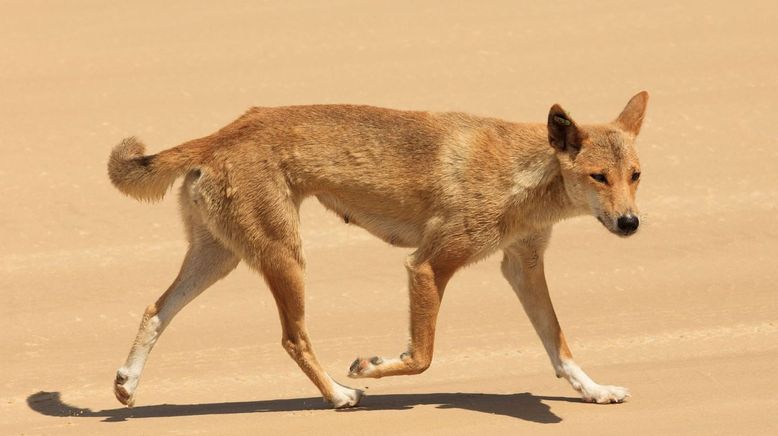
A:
[[2, 1, 778, 434]]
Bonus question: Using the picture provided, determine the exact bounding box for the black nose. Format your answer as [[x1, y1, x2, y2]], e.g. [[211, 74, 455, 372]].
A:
[[617, 215, 640, 235]]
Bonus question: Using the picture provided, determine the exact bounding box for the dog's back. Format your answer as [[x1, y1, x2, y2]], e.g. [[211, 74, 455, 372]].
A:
[[109, 105, 552, 250]]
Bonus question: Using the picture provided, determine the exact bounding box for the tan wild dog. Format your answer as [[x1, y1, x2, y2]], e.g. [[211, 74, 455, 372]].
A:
[[108, 92, 648, 408]]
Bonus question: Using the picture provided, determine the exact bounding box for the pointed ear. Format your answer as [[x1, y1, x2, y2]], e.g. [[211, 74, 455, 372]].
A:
[[615, 91, 649, 136], [547, 104, 582, 153]]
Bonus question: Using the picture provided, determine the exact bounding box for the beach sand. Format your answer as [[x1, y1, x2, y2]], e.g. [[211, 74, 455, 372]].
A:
[[2, 1, 777, 434]]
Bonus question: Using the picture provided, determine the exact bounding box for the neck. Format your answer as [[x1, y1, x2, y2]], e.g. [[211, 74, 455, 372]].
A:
[[500, 123, 580, 237]]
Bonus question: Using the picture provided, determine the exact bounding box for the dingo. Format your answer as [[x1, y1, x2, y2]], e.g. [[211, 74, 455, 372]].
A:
[[109, 92, 648, 408]]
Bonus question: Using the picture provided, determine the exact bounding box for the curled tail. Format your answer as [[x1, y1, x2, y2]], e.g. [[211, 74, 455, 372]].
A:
[[108, 137, 199, 202]]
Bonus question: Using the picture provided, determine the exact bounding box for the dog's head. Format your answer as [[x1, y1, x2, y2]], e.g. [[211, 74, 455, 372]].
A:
[[547, 91, 649, 237]]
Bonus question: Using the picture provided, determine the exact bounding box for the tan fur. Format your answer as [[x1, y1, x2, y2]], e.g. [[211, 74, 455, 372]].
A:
[[110, 92, 649, 407]]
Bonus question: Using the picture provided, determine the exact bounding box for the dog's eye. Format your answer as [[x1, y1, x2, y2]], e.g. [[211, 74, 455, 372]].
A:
[[590, 173, 608, 184], [631, 171, 641, 182]]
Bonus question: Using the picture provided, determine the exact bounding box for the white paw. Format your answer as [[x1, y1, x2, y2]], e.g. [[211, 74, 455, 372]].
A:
[[113, 367, 139, 407], [581, 384, 630, 404], [348, 356, 383, 378], [328, 380, 363, 408]]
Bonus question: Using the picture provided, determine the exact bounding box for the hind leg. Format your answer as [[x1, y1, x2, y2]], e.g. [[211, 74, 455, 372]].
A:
[[250, 239, 362, 408], [113, 226, 239, 406]]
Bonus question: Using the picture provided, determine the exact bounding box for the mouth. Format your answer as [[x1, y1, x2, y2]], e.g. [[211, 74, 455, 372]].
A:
[[596, 215, 637, 238]]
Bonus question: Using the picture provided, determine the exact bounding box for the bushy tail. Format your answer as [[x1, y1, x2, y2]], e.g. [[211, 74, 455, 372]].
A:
[[108, 137, 197, 202]]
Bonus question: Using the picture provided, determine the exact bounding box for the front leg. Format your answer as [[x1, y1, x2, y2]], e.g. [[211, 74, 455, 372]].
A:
[[501, 231, 629, 404], [349, 250, 461, 379]]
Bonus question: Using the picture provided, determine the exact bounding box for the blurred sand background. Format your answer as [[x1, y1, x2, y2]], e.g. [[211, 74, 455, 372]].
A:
[[2, 1, 777, 434]]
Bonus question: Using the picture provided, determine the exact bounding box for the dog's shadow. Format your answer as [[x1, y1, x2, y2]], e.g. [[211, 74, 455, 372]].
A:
[[28, 390, 580, 423]]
